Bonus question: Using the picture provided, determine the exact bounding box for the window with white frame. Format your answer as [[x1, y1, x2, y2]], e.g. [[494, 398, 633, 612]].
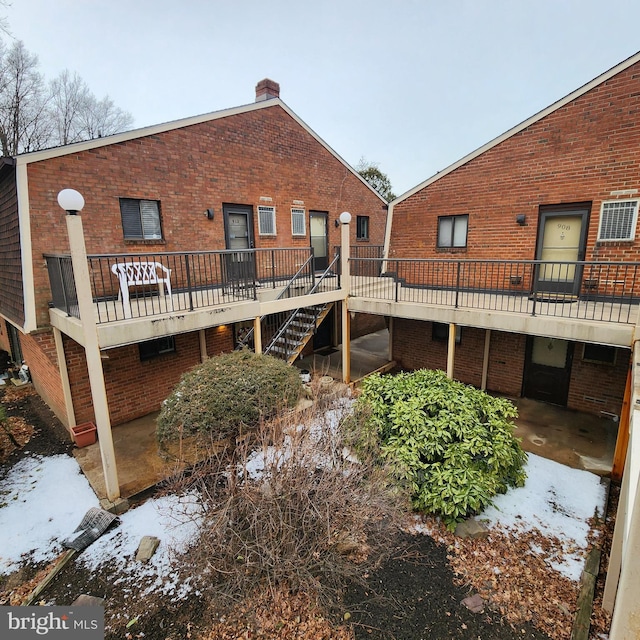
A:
[[437, 214, 468, 248], [598, 199, 639, 241], [258, 205, 276, 235], [291, 208, 306, 236], [119, 198, 162, 240]]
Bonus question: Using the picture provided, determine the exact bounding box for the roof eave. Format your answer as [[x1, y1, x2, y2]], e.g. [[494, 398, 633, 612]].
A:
[[392, 49, 640, 206]]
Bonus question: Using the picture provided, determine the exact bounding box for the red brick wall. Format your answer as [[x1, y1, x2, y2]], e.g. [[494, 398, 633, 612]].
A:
[[18, 330, 68, 426], [568, 346, 629, 417], [26, 105, 386, 328], [389, 61, 640, 263], [0, 321, 10, 356], [351, 313, 387, 340], [66, 327, 234, 426], [391, 319, 626, 416], [392, 319, 524, 394]]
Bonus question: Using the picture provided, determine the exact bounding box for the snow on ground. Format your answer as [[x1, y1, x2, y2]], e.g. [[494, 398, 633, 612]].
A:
[[479, 453, 607, 581], [0, 454, 98, 572], [1, 421, 606, 599], [0, 453, 203, 600], [410, 452, 606, 582]]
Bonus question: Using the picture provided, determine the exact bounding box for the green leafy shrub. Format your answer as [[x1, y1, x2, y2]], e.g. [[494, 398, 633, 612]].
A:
[[157, 350, 303, 445], [352, 369, 527, 529]]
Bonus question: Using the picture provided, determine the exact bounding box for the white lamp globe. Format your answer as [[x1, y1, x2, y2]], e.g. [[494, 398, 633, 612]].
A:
[[57, 189, 85, 214], [339, 211, 351, 224]]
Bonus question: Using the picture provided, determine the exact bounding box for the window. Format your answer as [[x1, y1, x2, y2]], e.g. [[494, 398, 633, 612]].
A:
[[432, 322, 462, 343], [598, 200, 639, 241], [119, 198, 162, 240], [291, 208, 306, 236], [437, 214, 468, 248], [356, 215, 370, 240], [583, 343, 616, 365], [139, 336, 175, 361], [258, 205, 276, 235]]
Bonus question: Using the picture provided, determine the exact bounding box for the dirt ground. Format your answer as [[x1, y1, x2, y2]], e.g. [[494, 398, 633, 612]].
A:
[[0, 385, 615, 640]]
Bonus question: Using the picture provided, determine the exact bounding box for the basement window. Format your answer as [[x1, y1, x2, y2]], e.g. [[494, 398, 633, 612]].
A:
[[258, 205, 276, 235], [432, 322, 462, 344], [597, 200, 639, 241], [139, 336, 175, 361], [582, 343, 617, 365]]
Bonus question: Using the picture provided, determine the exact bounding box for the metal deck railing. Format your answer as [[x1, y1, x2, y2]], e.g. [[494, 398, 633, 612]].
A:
[[45, 248, 326, 323], [350, 258, 640, 324]]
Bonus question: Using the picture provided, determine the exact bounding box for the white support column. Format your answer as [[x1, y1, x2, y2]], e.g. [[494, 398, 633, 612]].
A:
[[340, 212, 351, 384], [609, 458, 640, 638], [53, 326, 76, 429], [446, 323, 456, 379], [253, 316, 262, 354], [199, 329, 207, 362], [388, 316, 394, 362], [481, 329, 491, 391], [66, 212, 120, 502]]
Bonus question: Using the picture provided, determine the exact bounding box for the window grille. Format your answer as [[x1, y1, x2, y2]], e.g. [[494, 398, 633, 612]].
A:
[[291, 208, 306, 236], [598, 200, 638, 241], [258, 205, 276, 235]]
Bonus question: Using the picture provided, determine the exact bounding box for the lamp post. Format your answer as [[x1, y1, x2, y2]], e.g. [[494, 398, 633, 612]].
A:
[[58, 189, 120, 502], [339, 211, 351, 384]]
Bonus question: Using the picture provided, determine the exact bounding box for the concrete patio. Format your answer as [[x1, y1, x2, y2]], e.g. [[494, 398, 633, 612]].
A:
[[73, 329, 618, 503]]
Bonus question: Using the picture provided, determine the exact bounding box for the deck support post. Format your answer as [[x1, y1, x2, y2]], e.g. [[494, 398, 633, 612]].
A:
[[446, 323, 456, 379], [66, 213, 120, 502], [340, 212, 351, 384], [481, 329, 491, 390]]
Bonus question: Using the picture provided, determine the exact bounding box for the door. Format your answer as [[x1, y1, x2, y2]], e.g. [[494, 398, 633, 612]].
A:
[[310, 211, 328, 271], [523, 336, 574, 406], [223, 204, 255, 288], [534, 206, 589, 297]]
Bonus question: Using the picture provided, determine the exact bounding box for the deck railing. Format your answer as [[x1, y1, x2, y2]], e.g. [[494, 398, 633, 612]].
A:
[[45, 248, 318, 323], [350, 258, 640, 324]]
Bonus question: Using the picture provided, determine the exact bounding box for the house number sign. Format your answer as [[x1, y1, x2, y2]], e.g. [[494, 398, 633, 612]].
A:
[[557, 222, 570, 241]]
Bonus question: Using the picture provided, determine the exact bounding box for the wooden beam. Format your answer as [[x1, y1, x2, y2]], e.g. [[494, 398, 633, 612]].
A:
[[612, 355, 632, 482]]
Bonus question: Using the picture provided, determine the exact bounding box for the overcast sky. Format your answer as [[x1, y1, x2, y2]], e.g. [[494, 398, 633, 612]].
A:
[[7, 1, 640, 196]]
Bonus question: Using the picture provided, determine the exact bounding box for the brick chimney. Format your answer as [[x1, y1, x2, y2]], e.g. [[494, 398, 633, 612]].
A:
[[255, 78, 280, 102]]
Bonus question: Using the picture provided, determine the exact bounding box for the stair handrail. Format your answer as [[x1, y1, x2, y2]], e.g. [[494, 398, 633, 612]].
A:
[[263, 253, 340, 358], [236, 254, 314, 350]]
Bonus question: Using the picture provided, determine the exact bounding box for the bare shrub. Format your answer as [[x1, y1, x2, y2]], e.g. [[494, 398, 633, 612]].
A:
[[164, 385, 408, 612]]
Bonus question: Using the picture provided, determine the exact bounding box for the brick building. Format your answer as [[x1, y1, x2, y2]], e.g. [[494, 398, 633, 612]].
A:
[[345, 52, 640, 631], [371, 52, 640, 419], [0, 79, 387, 499]]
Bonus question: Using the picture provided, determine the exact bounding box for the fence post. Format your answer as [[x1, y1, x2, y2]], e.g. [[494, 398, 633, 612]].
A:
[[455, 261, 461, 308], [271, 250, 276, 288], [185, 254, 194, 311]]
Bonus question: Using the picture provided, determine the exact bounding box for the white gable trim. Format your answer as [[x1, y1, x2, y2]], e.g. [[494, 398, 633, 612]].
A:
[[16, 163, 38, 333], [15, 100, 276, 166], [392, 50, 640, 205], [14, 98, 386, 204]]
